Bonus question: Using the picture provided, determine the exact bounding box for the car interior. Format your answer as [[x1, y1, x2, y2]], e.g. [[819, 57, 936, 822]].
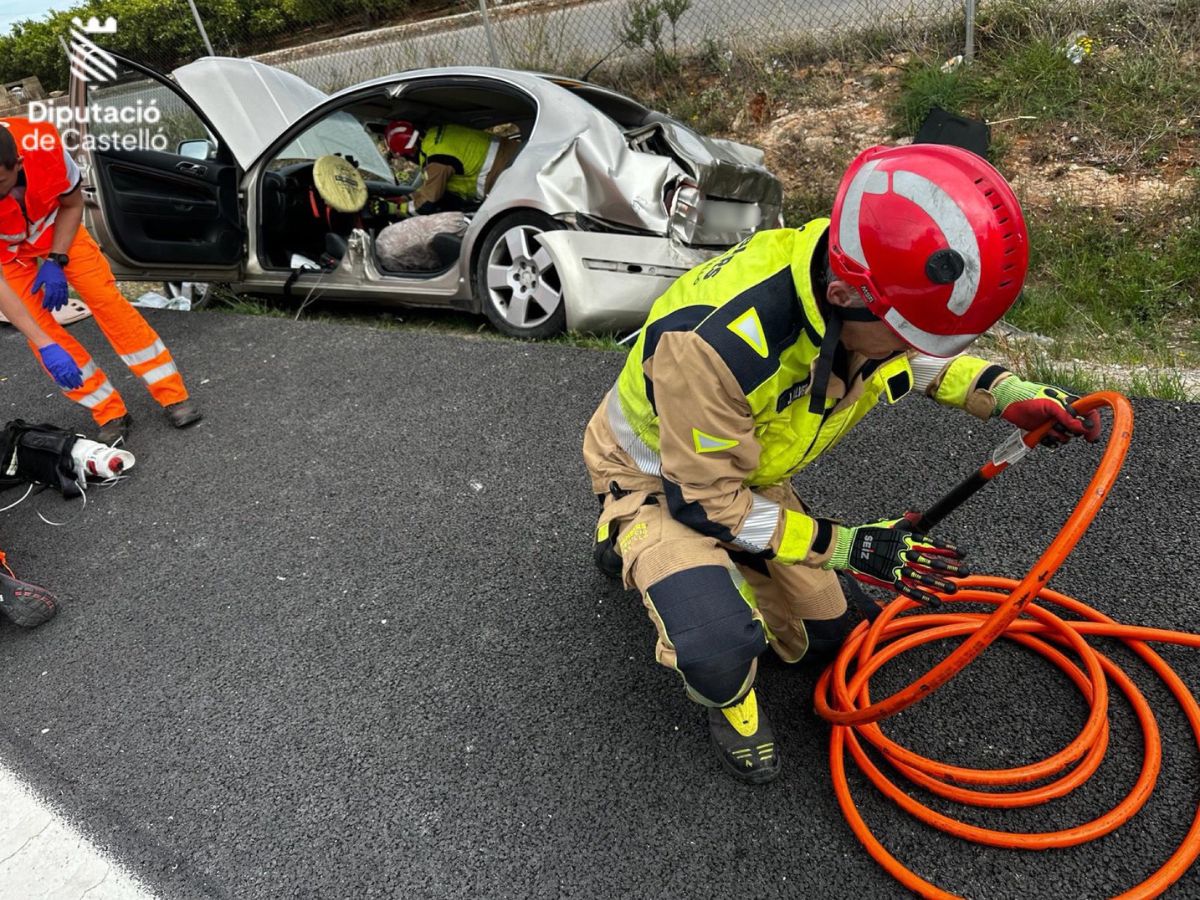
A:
[[258, 81, 537, 277]]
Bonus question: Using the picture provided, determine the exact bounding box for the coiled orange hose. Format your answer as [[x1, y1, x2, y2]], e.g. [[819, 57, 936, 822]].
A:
[[814, 392, 1200, 898]]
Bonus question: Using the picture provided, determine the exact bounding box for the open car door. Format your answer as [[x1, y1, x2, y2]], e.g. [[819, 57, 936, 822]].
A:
[[67, 53, 244, 281]]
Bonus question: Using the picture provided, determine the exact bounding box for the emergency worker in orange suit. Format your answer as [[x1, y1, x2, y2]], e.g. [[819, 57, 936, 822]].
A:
[[0, 118, 201, 445]]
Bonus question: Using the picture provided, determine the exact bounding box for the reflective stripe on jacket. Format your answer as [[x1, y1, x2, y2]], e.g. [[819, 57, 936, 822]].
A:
[[419, 124, 498, 201], [0, 118, 71, 263], [595, 221, 1005, 566]]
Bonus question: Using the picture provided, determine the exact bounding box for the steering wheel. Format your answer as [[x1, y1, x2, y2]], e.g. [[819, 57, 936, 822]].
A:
[[313, 155, 368, 214]]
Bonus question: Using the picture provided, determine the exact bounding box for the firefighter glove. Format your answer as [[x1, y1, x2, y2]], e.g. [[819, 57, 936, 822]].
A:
[[38, 343, 83, 389], [993, 375, 1100, 445], [369, 197, 411, 218], [32, 259, 69, 311], [822, 518, 968, 607]]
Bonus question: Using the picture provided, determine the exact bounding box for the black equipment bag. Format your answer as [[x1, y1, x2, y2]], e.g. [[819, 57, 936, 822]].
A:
[[915, 106, 991, 160], [0, 420, 82, 499]]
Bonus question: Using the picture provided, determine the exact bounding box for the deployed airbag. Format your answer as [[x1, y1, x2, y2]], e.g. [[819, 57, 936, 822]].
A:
[[376, 212, 469, 271]]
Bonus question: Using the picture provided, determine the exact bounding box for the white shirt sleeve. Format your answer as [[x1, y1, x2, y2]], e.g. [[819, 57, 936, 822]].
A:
[[61, 149, 81, 192], [910, 352, 960, 394]]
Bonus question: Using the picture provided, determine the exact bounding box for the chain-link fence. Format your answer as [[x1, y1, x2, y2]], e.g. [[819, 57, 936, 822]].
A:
[[1, 0, 971, 103], [239, 0, 968, 93]]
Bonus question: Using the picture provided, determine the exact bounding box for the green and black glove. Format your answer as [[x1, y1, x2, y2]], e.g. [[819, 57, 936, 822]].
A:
[[821, 518, 969, 607], [367, 197, 412, 219], [993, 375, 1101, 446]]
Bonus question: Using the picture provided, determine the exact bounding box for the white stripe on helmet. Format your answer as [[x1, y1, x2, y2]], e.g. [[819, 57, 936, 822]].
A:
[[387, 124, 418, 151], [837, 160, 888, 269], [884, 308, 977, 358], [891, 170, 982, 315]]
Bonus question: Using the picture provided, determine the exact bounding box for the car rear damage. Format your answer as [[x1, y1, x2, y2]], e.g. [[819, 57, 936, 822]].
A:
[[627, 119, 782, 247], [529, 101, 783, 332]]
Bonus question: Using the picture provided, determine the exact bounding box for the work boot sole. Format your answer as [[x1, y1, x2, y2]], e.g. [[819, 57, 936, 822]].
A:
[[0, 571, 59, 628]]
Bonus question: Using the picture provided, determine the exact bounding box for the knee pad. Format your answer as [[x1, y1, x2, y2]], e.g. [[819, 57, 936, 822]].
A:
[[646, 565, 767, 705], [803, 607, 857, 666]]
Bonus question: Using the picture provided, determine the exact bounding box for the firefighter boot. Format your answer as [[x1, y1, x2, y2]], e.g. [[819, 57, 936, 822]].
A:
[[707, 688, 781, 784]]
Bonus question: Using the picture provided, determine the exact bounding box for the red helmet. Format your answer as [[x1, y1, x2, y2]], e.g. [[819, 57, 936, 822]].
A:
[[385, 120, 420, 157], [828, 144, 1029, 357]]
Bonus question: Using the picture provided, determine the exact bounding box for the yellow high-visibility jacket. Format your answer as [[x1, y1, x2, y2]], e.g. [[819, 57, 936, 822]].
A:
[[584, 220, 1010, 566]]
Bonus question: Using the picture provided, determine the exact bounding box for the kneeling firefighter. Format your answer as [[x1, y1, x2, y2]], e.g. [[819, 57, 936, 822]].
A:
[[583, 144, 1101, 784]]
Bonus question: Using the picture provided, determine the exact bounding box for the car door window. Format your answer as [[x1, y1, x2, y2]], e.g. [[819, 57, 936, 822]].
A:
[[81, 60, 222, 160], [74, 57, 243, 270]]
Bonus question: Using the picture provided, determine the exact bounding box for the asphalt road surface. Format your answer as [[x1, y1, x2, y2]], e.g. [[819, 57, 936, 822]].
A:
[[2, 309, 1199, 899]]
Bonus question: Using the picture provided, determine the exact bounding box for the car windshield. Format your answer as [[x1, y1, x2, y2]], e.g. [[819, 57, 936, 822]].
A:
[[275, 111, 392, 181]]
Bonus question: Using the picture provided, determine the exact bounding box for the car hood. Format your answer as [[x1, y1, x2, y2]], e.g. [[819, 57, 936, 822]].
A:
[[173, 57, 327, 169]]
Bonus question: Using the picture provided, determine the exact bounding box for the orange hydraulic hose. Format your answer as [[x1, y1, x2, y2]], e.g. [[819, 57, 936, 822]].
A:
[[814, 392, 1200, 898]]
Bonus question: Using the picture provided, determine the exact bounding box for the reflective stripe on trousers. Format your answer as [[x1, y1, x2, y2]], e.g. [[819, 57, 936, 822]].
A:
[[606, 386, 783, 554], [139, 360, 179, 386], [5, 225, 189, 423], [121, 338, 179, 386], [120, 339, 167, 367], [74, 378, 115, 410]]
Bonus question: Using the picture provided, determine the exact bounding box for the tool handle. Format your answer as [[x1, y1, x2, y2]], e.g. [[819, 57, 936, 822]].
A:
[[911, 424, 1048, 533]]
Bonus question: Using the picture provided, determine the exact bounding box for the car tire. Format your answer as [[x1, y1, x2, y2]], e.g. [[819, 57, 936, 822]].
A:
[[475, 211, 567, 339]]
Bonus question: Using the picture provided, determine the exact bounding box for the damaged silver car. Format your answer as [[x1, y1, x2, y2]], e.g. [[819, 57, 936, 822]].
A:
[[68, 56, 783, 338]]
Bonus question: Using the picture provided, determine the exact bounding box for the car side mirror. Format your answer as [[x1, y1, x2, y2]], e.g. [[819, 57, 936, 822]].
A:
[[178, 139, 215, 160]]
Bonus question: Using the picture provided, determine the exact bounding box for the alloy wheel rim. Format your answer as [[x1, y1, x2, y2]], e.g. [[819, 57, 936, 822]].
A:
[[484, 224, 562, 330]]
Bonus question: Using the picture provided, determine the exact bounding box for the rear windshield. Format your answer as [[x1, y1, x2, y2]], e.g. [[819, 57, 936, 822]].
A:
[[548, 81, 654, 130]]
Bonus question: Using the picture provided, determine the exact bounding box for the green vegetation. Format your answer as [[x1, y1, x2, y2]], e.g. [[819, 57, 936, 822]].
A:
[[892, 0, 1200, 170], [1016, 197, 1200, 344], [598, 0, 1200, 398], [888, 0, 1200, 389], [619, 0, 692, 75], [985, 343, 1197, 401], [0, 0, 424, 92]]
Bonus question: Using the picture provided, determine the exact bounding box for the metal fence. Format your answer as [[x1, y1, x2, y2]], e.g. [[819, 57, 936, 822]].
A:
[[236, 0, 969, 92], [0, 0, 976, 109]]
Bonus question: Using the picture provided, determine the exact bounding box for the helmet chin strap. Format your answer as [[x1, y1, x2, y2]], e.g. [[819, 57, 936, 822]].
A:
[[808, 302, 881, 415], [836, 304, 881, 323]]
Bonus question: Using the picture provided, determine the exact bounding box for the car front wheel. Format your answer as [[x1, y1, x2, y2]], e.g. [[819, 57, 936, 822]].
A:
[[475, 211, 567, 339]]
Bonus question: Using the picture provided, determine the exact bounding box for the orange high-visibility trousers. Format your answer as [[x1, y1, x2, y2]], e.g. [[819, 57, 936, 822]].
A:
[[6, 227, 190, 426]]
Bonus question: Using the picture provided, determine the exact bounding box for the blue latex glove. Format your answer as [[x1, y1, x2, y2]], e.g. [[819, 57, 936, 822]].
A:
[[32, 259, 69, 311], [38, 343, 83, 389]]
